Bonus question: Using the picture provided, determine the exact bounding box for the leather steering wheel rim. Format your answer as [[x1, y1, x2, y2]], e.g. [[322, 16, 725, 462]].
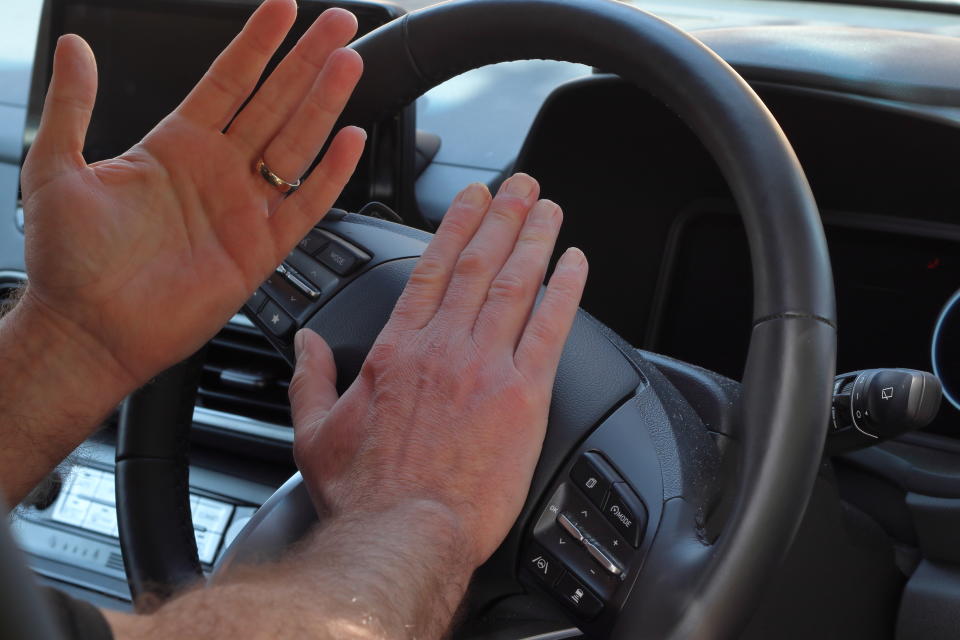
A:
[[116, 0, 837, 637]]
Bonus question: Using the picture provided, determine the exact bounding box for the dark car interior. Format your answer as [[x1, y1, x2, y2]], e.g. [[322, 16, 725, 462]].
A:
[[4, 0, 960, 637]]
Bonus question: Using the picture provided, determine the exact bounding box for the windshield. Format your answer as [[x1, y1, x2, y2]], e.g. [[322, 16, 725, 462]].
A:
[[393, 0, 960, 10], [395, 0, 438, 8]]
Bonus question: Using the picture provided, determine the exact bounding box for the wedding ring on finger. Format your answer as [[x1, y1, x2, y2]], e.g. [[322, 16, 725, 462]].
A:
[[256, 158, 301, 195]]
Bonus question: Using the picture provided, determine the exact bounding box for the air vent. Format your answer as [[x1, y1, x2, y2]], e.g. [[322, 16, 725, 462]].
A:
[[194, 315, 293, 440], [106, 552, 125, 573], [0, 270, 26, 307]]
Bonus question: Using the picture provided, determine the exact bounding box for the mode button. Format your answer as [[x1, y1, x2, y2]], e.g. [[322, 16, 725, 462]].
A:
[[604, 482, 647, 548], [317, 241, 370, 276]]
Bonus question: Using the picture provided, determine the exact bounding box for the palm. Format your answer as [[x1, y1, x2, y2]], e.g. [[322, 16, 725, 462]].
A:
[[19, 1, 365, 383]]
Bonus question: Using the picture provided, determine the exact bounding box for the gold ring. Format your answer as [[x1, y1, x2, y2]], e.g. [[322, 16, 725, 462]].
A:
[[256, 159, 301, 195]]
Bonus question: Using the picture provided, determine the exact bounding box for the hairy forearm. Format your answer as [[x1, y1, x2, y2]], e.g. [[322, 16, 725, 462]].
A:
[[0, 291, 137, 504], [105, 501, 475, 639]]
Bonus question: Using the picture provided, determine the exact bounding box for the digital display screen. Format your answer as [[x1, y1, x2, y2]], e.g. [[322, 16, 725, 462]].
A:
[[654, 213, 960, 435], [36, 0, 401, 208]]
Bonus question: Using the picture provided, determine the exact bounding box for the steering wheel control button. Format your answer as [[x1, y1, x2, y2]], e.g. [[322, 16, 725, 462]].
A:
[[557, 512, 585, 543], [583, 538, 623, 577], [524, 545, 562, 587], [557, 511, 624, 578], [262, 274, 312, 319], [530, 485, 623, 601], [590, 527, 628, 561], [296, 230, 329, 256], [285, 249, 340, 293], [554, 572, 603, 619], [245, 288, 267, 313], [604, 483, 647, 548], [316, 239, 370, 276], [276, 264, 320, 300], [570, 451, 620, 508], [257, 301, 294, 338]]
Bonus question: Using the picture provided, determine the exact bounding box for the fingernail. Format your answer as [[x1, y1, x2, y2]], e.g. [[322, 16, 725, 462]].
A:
[[352, 126, 368, 142], [534, 199, 561, 222], [503, 174, 536, 198], [559, 247, 587, 268], [294, 329, 308, 361], [458, 183, 489, 208]]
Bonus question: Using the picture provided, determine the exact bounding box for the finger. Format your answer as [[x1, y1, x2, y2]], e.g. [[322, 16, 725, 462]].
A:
[[289, 329, 340, 434], [23, 35, 97, 191], [433, 174, 540, 325], [387, 183, 491, 331], [257, 47, 362, 190], [473, 200, 562, 348], [515, 248, 588, 383], [271, 126, 366, 259], [228, 8, 358, 153], [176, 0, 296, 130]]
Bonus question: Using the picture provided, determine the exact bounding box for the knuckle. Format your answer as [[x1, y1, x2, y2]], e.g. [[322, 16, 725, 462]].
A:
[[453, 249, 488, 278], [292, 439, 310, 469], [437, 212, 474, 239], [306, 91, 341, 122], [203, 68, 246, 101], [361, 341, 398, 381], [551, 277, 582, 303], [295, 45, 328, 74], [487, 201, 525, 224], [244, 30, 276, 59], [479, 369, 536, 410], [526, 319, 561, 347], [504, 381, 537, 410], [489, 272, 529, 302], [50, 93, 91, 113], [515, 233, 547, 254], [287, 368, 312, 404], [448, 356, 483, 391], [415, 331, 455, 366], [367, 340, 398, 368], [409, 255, 446, 285]]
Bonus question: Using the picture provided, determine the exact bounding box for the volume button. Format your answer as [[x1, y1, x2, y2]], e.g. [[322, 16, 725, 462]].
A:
[[583, 539, 623, 577]]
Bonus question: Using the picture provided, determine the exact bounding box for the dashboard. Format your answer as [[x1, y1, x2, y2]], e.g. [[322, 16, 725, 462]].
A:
[[511, 74, 960, 437], [3, 0, 960, 633]]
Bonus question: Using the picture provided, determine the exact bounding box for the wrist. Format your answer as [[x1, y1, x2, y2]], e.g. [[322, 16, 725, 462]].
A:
[[0, 290, 140, 502], [11, 288, 140, 397], [383, 498, 481, 570], [302, 498, 478, 638], [320, 492, 486, 573]]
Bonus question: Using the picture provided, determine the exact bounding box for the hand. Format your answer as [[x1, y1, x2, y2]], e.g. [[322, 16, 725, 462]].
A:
[[18, 0, 366, 389], [290, 174, 588, 567]]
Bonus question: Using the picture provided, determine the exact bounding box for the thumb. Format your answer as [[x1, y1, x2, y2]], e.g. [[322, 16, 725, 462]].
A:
[[23, 35, 97, 192], [289, 329, 340, 435]]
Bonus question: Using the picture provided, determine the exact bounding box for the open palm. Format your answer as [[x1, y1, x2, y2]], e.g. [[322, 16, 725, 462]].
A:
[[18, 0, 365, 386]]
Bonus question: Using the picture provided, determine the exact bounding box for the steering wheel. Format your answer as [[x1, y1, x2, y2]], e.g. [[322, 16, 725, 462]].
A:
[[115, 0, 836, 637]]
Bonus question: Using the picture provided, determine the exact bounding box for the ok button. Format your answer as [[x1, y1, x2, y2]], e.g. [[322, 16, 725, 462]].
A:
[[604, 482, 647, 548]]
